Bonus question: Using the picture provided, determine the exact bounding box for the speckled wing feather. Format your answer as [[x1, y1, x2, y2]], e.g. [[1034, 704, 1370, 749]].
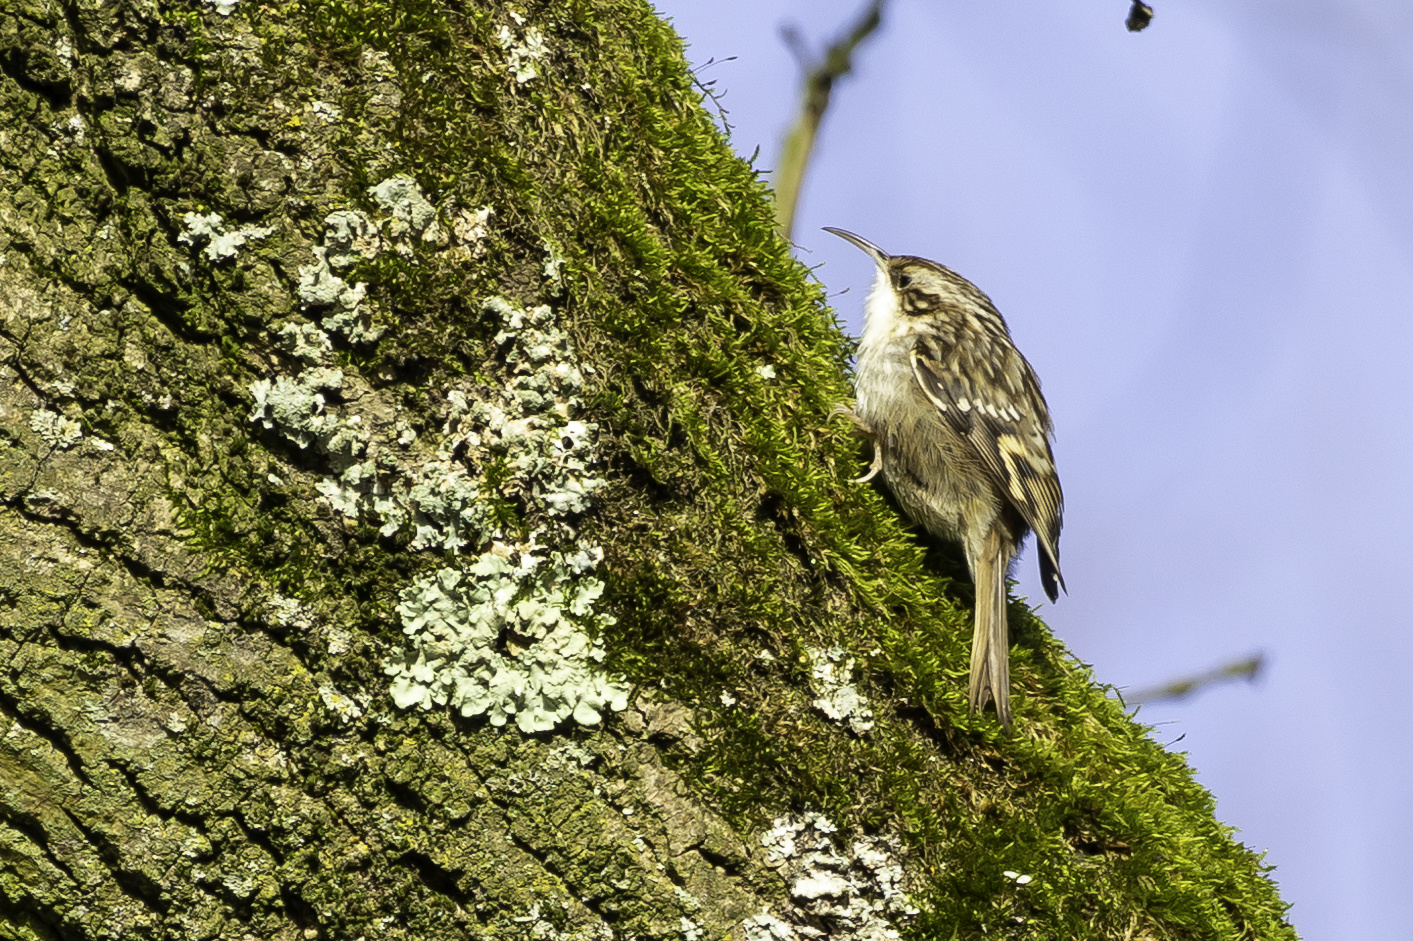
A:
[[909, 338, 1066, 600]]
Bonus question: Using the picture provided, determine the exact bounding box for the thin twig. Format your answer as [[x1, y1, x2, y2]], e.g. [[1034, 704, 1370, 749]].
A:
[[1121, 653, 1265, 706], [773, 0, 887, 240]]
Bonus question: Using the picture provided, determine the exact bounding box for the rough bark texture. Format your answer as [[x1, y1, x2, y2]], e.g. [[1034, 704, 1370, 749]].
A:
[[0, 1, 1295, 939]]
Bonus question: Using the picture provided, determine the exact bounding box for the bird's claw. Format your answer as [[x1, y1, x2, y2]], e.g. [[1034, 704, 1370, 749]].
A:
[[831, 403, 882, 484], [851, 454, 882, 484]]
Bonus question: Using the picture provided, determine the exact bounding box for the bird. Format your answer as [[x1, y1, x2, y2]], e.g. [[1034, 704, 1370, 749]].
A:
[[825, 226, 1064, 727]]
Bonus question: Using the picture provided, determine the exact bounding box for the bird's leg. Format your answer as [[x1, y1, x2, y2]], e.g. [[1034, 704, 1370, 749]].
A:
[[829, 404, 883, 483]]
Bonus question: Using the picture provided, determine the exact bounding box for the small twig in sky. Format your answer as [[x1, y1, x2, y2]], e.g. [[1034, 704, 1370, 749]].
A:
[[772, 0, 888, 241], [1120, 653, 1266, 706]]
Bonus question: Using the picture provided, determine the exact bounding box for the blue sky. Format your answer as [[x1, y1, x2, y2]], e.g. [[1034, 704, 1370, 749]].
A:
[[653, 1, 1413, 937]]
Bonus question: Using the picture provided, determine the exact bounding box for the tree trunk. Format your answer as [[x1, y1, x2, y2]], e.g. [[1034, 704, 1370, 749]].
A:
[[0, 1, 1294, 938]]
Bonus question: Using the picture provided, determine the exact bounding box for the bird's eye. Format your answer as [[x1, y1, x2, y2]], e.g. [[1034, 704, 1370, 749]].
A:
[[897, 274, 912, 288]]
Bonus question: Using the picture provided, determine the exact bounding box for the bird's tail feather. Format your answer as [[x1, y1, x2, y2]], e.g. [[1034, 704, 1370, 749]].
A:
[[969, 533, 1012, 727]]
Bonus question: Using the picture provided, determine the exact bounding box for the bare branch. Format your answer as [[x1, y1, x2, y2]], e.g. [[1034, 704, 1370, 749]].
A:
[[1122, 653, 1266, 706], [773, 0, 887, 240]]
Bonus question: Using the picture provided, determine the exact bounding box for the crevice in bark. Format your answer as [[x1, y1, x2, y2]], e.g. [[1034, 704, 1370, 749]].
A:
[[276, 882, 322, 933], [0, 893, 67, 941], [0, 685, 97, 791], [57, 801, 173, 915], [0, 49, 73, 111], [502, 826, 624, 930], [89, 140, 135, 197], [106, 758, 209, 836], [396, 848, 475, 909], [0, 801, 81, 888]]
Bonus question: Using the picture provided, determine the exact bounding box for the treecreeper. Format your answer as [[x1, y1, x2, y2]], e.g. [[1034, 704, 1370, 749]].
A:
[[826, 227, 1065, 727]]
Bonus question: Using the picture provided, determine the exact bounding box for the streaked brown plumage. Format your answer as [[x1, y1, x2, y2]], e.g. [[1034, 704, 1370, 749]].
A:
[[826, 227, 1064, 727]]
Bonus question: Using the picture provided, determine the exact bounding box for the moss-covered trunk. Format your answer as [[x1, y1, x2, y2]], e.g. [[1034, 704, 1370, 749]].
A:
[[0, 1, 1293, 938]]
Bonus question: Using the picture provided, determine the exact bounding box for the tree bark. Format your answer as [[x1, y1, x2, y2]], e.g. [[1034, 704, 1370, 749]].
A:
[[0, 1, 1294, 939]]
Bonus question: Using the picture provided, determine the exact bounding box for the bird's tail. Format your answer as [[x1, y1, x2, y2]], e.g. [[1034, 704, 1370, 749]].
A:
[[969, 532, 1012, 727]]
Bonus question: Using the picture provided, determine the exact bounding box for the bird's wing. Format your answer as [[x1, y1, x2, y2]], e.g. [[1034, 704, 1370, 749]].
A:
[[910, 339, 1066, 599]]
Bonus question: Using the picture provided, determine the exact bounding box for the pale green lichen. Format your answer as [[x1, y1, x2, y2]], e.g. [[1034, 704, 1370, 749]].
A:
[[29, 408, 83, 450], [247, 286, 622, 733], [543, 239, 567, 296], [322, 297, 604, 549], [322, 209, 382, 267], [378, 296, 623, 731], [497, 17, 547, 85], [297, 210, 385, 344], [746, 814, 915, 941], [278, 321, 333, 363], [227, 170, 608, 743], [368, 175, 443, 250], [385, 546, 626, 732], [177, 211, 273, 262], [247, 367, 349, 451], [297, 248, 366, 309], [807, 647, 875, 735]]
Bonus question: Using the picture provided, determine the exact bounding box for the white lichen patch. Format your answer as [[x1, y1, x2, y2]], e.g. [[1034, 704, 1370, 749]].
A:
[[511, 901, 614, 941], [310, 100, 342, 124], [373, 297, 622, 732], [266, 593, 315, 630], [807, 647, 875, 735], [54, 36, 75, 71], [247, 367, 356, 452], [368, 175, 444, 250], [177, 211, 274, 262], [385, 546, 626, 733], [293, 210, 384, 344], [46, 114, 86, 158], [318, 684, 365, 724], [745, 813, 916, 941], [325, 297, 604, 551], [30, 408, 83, 450], [497, 20, 547, 84], [450, 205, 494, 259], [277, 321, 333, 363]]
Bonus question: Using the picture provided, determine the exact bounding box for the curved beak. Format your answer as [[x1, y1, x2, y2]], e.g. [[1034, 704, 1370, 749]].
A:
[[823, 227, 891, 272]]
